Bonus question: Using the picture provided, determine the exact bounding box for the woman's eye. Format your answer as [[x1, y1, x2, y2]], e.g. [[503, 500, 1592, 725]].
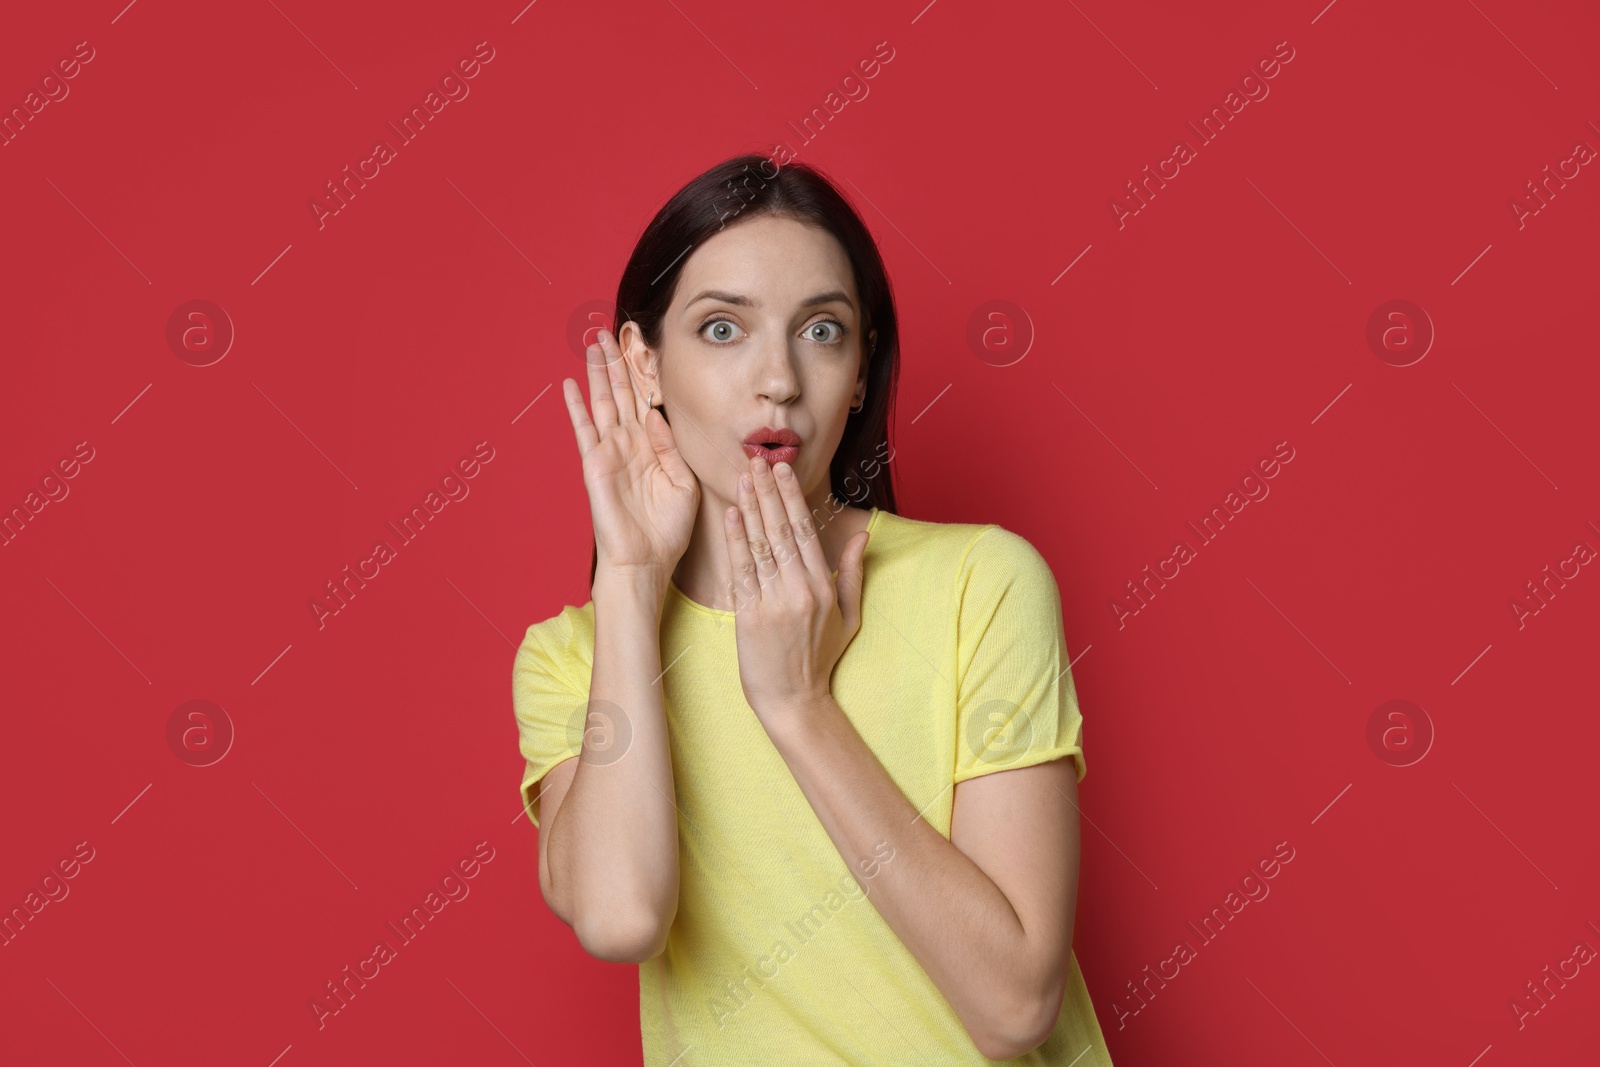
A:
[[700, 318, 847, 345], [702, 318, 743, 344], [807, 320, 845, 344]]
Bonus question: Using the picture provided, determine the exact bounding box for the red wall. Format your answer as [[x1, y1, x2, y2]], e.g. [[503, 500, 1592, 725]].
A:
[[2, 1, 1595, 1064]]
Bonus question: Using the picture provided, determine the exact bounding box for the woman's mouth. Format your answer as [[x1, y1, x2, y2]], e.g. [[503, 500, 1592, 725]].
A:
[[741, 442, 800, 466], [742, 427, 802, 467]]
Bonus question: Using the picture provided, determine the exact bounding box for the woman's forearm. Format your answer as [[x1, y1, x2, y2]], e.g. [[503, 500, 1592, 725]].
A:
[[764, 694, 1063, 1059], [545, 569, 680, 959]]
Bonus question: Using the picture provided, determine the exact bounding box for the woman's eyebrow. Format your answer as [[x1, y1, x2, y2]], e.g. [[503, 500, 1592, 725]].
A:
[[685, 289, 855, 312]]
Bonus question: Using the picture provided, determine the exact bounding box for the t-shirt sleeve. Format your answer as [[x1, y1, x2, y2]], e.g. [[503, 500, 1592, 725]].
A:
[[511, 605, 592, 828], [952, 526, 1087, 785]]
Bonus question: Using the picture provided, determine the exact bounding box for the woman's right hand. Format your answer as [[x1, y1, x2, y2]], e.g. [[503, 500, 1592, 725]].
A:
[[563, 328, 700, 578]]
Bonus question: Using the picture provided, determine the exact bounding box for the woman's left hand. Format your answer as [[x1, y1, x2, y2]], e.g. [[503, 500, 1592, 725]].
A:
[[723, 453, 870, 729]]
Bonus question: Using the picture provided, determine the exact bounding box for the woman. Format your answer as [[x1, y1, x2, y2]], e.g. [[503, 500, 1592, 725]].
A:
[[512, 153, 1113, 1065]]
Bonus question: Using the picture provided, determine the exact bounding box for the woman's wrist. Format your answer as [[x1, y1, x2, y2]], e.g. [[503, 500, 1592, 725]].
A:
[[592, 565, 671, 606]]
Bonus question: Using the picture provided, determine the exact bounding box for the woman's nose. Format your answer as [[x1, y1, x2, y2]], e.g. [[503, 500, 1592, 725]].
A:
[[755, 342, 801, 403]]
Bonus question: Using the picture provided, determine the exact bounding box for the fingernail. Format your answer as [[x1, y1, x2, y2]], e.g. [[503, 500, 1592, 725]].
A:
[[776, 462, 793, 480], [596, 329, 609, 344], [740, 474, 753, 492]]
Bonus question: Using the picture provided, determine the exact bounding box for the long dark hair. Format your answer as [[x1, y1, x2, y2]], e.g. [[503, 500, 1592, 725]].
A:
[[588, 152, 901, 587]]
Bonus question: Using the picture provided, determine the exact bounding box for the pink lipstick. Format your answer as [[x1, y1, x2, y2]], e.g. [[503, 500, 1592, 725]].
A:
[[742, 426, 802, 467]]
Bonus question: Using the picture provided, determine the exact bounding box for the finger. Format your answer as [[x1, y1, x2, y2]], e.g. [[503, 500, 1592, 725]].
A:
[[645, 405, 695, 489], [598, 329, 641, 425], [836, 529, 870, 635], [585, 337, 620, 429], [748, 455, 804, 579], [593, 329, 640, 426], [563, 378, 599, 454], [736, 469, 780, 591], [722, 500, 760, 612], [770, 460, 828, 577]]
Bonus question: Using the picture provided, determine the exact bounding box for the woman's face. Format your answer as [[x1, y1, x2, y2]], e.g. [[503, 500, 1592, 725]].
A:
[[622, 213, 874, 516]]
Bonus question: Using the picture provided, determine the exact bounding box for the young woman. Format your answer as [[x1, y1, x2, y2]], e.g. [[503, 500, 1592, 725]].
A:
[[512, 153, 1113, 1065]]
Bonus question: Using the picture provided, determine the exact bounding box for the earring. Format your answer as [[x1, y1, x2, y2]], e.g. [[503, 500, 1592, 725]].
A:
[[850, 395, 865, 413], [647, 390, 655, 408]]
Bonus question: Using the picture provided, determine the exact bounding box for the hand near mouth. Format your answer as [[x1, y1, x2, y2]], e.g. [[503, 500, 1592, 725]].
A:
[[564, 328, 700, 581], [722, 451, 869, 729]]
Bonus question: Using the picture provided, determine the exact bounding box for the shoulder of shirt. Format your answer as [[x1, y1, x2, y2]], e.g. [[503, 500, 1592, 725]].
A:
[[515, 601, 595, 672], [875, 510, 1056, 590]]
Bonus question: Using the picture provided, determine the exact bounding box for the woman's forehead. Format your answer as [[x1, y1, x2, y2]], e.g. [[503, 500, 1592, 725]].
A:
[[675, 218, 855, 309]]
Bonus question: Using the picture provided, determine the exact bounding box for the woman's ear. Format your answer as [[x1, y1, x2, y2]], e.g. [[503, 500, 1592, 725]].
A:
[[617, 321, 659, 393], [855, 330, 875, 397]]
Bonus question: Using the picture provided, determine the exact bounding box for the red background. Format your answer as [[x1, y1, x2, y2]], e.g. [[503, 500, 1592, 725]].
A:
[[3, 1, 1597, 1064]]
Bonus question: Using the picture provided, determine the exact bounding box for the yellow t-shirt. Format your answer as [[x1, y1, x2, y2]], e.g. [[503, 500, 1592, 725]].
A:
[[512, 507, 1114, 1066]]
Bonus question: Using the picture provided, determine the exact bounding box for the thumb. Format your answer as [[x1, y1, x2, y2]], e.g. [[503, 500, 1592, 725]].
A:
[[645, 406, 694, 487], [835, 530, 870, 634]]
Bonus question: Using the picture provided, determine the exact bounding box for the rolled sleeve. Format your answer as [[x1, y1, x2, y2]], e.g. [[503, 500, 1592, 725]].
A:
[[952, 527, 1086, 786], [511, 606, 591, 827]]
